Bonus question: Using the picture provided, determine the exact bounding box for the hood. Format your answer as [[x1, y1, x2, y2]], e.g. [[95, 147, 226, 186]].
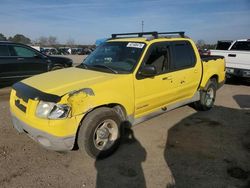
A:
[[21, 67, 116, 96], [48, 56, 71, 61], [48, 56, 72, 65]]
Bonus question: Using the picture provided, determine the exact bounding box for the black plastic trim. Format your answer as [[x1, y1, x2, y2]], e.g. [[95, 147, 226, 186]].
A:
[[12, 82, 61, 103], [15, 99, 26, 113], [226, 67, 250, 78], [201, 55, 224, 62]]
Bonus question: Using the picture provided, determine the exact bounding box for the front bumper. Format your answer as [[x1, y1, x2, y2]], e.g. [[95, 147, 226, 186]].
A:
[[11, 113, 75, 151]]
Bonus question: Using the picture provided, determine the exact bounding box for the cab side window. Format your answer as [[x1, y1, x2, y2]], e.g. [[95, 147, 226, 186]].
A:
[[0, 45, 10, 56], [171, 41, 196, 70], [144, 43, 170, 74], [12, 46, 36, 57]]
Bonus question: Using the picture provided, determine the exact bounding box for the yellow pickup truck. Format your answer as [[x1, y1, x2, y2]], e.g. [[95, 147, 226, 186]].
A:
[[10, 32, 225, 158]]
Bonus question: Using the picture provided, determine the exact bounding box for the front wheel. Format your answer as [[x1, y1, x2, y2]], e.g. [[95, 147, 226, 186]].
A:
[[77, 107, 122, 159], [194, 79, 217, 111]]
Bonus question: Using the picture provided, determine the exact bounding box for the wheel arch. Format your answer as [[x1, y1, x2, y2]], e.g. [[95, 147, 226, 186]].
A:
[[200, 74, 219, 90], [49, 64, 64, 71], [210, 74, 218, 83], [72, 103, 128, 150]]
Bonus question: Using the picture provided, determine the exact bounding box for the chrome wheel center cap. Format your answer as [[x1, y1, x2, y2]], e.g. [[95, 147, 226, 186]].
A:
[[97, 128, 110, 139]]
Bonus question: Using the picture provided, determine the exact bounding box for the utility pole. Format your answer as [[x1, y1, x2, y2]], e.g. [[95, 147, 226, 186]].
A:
[[141, 20, 144, 32]]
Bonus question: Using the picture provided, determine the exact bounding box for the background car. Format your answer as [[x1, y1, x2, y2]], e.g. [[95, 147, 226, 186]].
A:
[[0, 41, 73, 85], [41, 47, 58, 55]]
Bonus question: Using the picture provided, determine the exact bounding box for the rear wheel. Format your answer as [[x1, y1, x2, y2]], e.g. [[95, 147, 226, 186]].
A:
[[51, 65, 63, 71], [194, 79, 217, 111], [77, 107, 122, 159]]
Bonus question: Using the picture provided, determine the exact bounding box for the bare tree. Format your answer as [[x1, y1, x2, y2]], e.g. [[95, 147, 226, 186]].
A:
[[0, 33, 7, 41], [37, 36, 48, 46], [196, 40, 205, 49], [48, 36, 58, 46], [66, 38, 75, 47], [35, 36, 58, 46]]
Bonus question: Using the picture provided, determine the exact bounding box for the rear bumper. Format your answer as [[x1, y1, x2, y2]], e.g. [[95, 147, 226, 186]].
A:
[[226, 67, 250, 78], [11, 113, 75, 151]]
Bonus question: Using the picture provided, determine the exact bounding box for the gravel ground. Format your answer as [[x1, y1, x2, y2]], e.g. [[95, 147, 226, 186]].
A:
[[0, 78, 249, 188]]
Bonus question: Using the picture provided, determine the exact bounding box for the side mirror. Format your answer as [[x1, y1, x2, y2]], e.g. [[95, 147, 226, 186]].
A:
[[139, 65, 157, 77]]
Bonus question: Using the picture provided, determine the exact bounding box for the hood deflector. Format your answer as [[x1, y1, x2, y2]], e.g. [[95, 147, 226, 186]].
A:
[[12, 82, 61, 103]]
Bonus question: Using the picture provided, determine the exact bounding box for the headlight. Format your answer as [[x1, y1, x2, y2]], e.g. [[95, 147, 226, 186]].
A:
[[36, 101, 70, 119]]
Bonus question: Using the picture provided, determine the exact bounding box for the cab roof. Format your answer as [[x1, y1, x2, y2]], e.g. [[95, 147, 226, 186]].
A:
[[235, 39, 250, 42], [0, 41, 28, 45]]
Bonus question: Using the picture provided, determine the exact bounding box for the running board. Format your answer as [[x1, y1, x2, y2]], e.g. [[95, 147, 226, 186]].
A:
[[129, 91, 200, 125]]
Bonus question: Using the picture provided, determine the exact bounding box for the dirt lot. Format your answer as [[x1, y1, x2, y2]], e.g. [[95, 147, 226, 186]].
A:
[[0, 79, 250, 188]]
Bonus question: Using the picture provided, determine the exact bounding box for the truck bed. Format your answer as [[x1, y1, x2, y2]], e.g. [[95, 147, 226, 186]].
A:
[[199, 55, 225, 89], [201, 55, 224, 62]]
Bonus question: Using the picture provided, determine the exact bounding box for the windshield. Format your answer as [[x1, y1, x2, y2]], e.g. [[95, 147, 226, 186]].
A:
[[79, 42, 146, 73]]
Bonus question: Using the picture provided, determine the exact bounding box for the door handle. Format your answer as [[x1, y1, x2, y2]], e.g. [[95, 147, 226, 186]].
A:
[[17, 58, 24, 61], [228, 54, 236, 57]]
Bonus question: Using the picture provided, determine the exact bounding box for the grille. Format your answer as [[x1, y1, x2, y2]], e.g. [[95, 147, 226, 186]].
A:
[[14, 90, 29, 113], [15, 99, 26, 113]]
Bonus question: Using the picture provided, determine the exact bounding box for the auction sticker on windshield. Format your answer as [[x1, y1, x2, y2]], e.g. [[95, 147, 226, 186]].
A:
[[127, 42, 145, 48]]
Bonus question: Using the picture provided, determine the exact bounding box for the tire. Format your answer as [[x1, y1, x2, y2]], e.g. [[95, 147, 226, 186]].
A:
[[77, 107, 122, 159], [194, 79, 217, 111], [51, 65, 63, 71]]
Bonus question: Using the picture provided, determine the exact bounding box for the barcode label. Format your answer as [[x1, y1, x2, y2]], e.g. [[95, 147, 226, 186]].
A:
[[127, 43, 145, 48]]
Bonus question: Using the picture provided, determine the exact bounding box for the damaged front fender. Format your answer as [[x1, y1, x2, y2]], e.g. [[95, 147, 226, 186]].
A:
[[61, 88, 95, 116]]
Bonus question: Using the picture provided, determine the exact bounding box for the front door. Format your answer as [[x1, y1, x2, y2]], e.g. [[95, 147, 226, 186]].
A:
[[134, 42, 179, 118]]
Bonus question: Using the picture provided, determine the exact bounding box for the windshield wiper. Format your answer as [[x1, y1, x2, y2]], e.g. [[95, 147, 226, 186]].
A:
[[92, 64, 118, 74]]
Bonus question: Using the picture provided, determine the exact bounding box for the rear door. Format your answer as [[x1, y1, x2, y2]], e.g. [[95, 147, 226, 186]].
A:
[[9, 44, 48, 77], [169, 41, 202, 100]]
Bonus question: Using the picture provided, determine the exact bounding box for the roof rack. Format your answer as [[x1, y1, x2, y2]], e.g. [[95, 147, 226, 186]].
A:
[[111, 31, 185, 39], [158, 31, 185, 38]]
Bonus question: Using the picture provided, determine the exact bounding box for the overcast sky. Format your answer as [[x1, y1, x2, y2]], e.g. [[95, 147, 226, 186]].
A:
[[0, 0, 249, 44]]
